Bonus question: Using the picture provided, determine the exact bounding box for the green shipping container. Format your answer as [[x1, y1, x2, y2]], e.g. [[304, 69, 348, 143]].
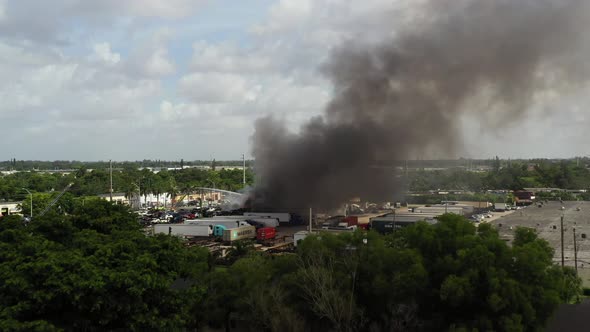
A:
[[222, 225, 256, 242]]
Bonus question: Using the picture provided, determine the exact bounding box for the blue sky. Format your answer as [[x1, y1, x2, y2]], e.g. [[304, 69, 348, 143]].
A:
[[0, 0, 589, 161]]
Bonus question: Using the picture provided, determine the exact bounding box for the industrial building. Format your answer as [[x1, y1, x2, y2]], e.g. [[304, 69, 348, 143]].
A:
[[0, 202, 21, 216]]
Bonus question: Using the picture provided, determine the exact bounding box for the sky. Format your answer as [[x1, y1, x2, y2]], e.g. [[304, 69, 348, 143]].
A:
[[1, 0, 589, 161]]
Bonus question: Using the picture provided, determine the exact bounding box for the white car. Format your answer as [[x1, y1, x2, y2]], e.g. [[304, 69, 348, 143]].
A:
[[470, 215, 485, 222]]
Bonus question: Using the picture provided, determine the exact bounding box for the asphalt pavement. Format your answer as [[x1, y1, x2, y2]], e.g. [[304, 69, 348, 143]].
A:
[[490, 201, 590, 285]]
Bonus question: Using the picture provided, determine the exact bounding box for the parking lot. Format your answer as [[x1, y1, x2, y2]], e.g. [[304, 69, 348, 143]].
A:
[[490, 201, 590, 285]]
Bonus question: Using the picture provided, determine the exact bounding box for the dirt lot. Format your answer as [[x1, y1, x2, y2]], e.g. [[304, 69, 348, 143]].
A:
[[490, 201, 590, 285]]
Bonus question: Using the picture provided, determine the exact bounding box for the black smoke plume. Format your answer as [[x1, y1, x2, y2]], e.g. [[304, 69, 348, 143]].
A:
[[251, 0, 590, 212]]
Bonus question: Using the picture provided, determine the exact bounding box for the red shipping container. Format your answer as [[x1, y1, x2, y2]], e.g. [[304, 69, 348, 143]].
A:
[[256, 227, 277, 241], [343, 216, 358, 226]]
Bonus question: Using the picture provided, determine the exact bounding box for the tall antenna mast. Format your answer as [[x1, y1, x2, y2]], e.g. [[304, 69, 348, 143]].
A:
[[109, 160, 113, 202]]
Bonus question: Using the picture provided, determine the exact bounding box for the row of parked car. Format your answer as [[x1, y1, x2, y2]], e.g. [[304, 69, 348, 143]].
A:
[[137, 206, 226, 225], [470, 212, 493, 222]]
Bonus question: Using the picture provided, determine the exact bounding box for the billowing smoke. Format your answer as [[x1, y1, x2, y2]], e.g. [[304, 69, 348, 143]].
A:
[[251, 0, 590, 212]]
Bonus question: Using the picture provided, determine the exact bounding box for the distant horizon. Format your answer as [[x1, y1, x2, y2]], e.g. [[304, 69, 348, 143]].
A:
[[2, 157, 589, 164]]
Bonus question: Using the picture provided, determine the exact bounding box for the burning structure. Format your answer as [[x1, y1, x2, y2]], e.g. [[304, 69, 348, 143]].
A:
[[251, 0, 590, 212]]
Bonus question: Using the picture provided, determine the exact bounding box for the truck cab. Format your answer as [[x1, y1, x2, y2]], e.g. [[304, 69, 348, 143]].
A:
[[213, 225, 227, 237]]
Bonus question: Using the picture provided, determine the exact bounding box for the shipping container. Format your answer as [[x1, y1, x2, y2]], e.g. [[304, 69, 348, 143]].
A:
[[256, 227, 277, 242], [213, 223, 256, 237], [369, 215, 437, 234], [343, 216, 359, 226], [321, 215, 357, 227], [369, 220, 416, 234], [370, 213, 438, 223], [321, 215, 345, 228], [222, 225, 256, 242], [154, 224, 212, 237]]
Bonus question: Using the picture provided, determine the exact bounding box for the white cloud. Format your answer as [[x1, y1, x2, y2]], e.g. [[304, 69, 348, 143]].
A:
[[0, 0, 208, 43], [92, 43, 120, 64], [0, 0, 588, 160], [113, 0, 208, 18], [259, 0, 313, 33], [125, 28, 176, 78], [190, 42, 272, 74], [174, 70, 329, 128], [0, 41, 162, 129], [179, 72, 252, 103], [0, 0, 6, 23], [142, 48, 176, 77]]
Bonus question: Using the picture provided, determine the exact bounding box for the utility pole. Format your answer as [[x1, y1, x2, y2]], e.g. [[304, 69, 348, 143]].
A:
[[561, 215, 565, 268], [404, 159, 408, 177], [109, 160, 113, 202], [242, 154, 246, 187], [22, 188, 32, 219], [309, 207, 313, 232], [574, 225, 578, 273]]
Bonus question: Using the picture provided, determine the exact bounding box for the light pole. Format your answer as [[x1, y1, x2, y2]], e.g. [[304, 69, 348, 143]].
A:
[[242, 154, 246, 187], [206, 179, 216, 203], [109, 160, 113, 202], [21, 188, 32, 219], [561, 215, 565, 268], [574, 225, 578, 273]]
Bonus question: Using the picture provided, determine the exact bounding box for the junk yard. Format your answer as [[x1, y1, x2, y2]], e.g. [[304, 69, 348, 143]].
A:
[[138, 186, 517, 257], [137, 181, 590, 290]]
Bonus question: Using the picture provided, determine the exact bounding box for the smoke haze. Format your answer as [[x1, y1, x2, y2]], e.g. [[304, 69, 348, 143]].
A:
[[251, 0, 590, 212]]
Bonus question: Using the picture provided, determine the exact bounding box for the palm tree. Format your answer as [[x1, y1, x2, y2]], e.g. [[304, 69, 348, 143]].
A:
[[122, 181, 139, 209]]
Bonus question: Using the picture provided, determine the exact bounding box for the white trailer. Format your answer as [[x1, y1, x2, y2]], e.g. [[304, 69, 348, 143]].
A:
[[210, 215, 280, 228], [184, 219, 250, 228], [210, 215, 279, 226], [243, 212, 291, 223], [494, 203, 508, 212], [210, 216, 251, 220], [412, 206, 464, 215], [154, 224, 212, 237], [250, 218, 279, 228]]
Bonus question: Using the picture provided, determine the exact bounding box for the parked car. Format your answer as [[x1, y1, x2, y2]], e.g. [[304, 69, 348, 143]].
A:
[[470, 214, 485, 222]]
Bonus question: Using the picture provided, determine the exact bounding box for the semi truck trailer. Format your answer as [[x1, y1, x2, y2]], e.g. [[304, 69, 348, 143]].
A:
[[185, 219, 250, 228], [211, 215, 280, 228], [243, 212, 295, 224], [154, 224, 212, 237]]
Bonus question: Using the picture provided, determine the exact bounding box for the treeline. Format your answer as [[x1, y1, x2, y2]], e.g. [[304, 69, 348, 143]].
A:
[[3, 159, 590, 207], [0, 159, 250, 171], [0, 206, 580, 331], [0, 167, 255, 204], [406, 193, 508, 205], [408, 159, 590, 192]]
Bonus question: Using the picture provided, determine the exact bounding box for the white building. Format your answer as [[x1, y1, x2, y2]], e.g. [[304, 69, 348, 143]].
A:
[[97, 193, 141, 209], [0, 202, 21, 216]]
